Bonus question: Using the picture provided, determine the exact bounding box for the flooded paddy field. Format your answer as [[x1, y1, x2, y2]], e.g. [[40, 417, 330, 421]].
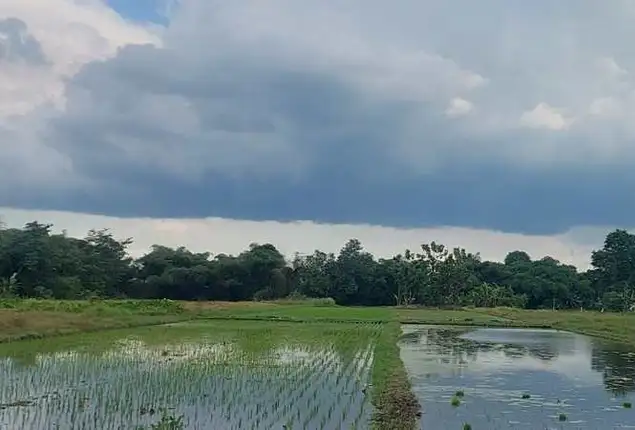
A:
[[400, 325, 635, 430], [0, 320, 381, 430]]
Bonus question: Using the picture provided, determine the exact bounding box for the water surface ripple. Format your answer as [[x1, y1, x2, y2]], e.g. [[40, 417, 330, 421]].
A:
[[399, 325, 635, 430]]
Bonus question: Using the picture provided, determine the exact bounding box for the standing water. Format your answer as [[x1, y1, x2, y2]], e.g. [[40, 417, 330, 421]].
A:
[[0, 321, 378, 429], [400, 325, 635, 429]]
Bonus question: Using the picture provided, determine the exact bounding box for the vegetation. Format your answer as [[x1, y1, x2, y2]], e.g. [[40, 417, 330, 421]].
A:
[[2, 219, 635, 429], [2, 221, 635, 312], [0, 320, 382, 430], [0, 299, 192, 343], [1, 300, 635, 428], [371, 323, 419, 430]]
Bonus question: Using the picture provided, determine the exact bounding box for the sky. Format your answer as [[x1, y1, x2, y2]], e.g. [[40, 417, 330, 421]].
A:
[[1, 0, 633, 268]]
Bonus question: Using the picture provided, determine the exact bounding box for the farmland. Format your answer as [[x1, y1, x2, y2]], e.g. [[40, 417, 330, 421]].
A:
[[0, 320, 381, 429], [1, 299, 635, 429]]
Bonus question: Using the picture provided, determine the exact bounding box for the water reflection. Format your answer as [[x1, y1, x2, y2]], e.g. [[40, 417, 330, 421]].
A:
[[592, 345, 635, 396], [400, 325, 635, 429]]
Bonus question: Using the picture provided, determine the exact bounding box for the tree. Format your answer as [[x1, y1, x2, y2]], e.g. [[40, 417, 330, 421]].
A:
[[0, 217, 629, 312], [591, 229, 635, 311]]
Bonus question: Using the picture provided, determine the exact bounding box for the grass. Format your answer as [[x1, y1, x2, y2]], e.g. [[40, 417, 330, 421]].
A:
[[371, 323, 420, 430], [185, 301, 394, 323], [0, 309, 192, 343], [475, 307, 635, 346], [0, 299, 193, 343], [0, 298, 186, 315], [2, 299, 635, 429]]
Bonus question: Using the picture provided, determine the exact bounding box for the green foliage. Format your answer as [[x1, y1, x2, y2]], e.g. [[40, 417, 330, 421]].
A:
[[2, 219, 635, 312]]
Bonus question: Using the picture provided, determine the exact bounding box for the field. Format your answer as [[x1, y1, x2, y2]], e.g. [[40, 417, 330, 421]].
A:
[[0, 321, 383, 429], [1, 299, 635, 429]]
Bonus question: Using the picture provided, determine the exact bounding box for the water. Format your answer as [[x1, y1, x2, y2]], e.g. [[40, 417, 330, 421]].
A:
[[400, 325, 635, 430], [0, 321, 378, 429]]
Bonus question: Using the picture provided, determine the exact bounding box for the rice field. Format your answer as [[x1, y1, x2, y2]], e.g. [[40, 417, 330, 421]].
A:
[[0, 320, 383, 430]]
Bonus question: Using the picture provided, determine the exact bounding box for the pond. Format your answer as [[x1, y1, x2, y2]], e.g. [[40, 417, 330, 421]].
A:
[[400, 325, 635, 430], [0, 321, 379, 429]]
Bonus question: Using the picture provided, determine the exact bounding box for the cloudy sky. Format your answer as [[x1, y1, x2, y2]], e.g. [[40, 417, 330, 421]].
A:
[[1, 0, 633, 268]]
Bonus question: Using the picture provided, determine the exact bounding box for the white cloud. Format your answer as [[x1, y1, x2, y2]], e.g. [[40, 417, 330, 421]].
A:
[[0, 207, 599, 270], [595, 56, 627, 80], [519, 103, 574, 131], [0, 0, 160, 189], [0, 0, 159, 116], [445, 97, 473, 118], [588, 96, 622, 117]]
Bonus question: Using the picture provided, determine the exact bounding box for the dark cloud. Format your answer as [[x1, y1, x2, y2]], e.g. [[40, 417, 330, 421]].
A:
[[0, 18, 47, 65], [5, 157, 635, 235], [7, 0, 635, 235]]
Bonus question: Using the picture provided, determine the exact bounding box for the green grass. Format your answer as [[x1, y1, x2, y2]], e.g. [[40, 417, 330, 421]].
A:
[[0, 299, 192, 344], [476, 307, 635, 346], [0, 298, 186, 315], [371, 322, 420, 430], [396, 307, 547, 327]]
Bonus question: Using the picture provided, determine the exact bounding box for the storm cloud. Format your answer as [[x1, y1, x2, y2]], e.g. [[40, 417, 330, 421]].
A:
[[3, 0, 635, 235]]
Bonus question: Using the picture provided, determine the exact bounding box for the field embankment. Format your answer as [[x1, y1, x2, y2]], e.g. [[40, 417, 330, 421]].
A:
[[0, 299, 194, 343]]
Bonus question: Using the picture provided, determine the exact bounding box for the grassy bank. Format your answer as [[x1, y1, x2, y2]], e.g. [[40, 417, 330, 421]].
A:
[[396, 306, 635, 346], [477, 307, 635, 346], [371, 322, 420, 430], [0, 299, 194, 343]]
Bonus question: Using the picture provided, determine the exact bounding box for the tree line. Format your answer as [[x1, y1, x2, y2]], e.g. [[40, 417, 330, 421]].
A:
[[1, 221, 635, 311]]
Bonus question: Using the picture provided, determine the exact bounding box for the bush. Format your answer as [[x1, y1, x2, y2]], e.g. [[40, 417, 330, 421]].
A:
[[273, 292, 337, 307]]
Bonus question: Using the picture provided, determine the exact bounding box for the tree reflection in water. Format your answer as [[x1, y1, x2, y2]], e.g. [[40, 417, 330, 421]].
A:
[[401, 325, 635, 395], [591, 342, 635, 396]]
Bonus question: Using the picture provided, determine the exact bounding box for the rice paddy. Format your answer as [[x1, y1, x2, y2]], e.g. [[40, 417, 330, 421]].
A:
[[4, 301, 635, 429], [0, 321, 383, 429]]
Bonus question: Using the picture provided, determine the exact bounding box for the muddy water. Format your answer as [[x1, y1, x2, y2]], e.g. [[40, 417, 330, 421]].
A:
[[400, 325, 635, 430]]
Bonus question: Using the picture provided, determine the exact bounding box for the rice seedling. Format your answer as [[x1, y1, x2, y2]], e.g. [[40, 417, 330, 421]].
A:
[[0, 320, 383, 429]]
